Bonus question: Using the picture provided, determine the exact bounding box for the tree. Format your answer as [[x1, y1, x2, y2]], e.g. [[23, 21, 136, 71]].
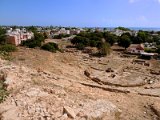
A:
[[71, 36, 90, 46], [41, 42, 59, 52], [118, 35, 131, 49], [132, 36, 142, 44], [104, 32, 117, 46], [34, 33, 45, 43], [90, 40, 98, 47], [115, 27, 130, 31], [27, 26, 37, 33], [157, 45, 160, 54], [21, 33, 45, 48], [76, 43, 85, 50], [0, 27, 6, 44], [43, 32, 48, 39], [137, 31, 147, 43], [153, 35, 160, 45]]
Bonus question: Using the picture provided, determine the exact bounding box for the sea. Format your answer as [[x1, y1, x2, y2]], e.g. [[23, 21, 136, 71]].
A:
[[106, 27, 160, 31]]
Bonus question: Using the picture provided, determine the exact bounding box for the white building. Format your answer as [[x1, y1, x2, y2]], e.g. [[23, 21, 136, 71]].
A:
[[6, 28, 34, 46]]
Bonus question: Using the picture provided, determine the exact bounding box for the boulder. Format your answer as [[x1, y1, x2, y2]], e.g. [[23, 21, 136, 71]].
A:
[[78, 99, 121, 120], [63, 106, 76, 119], [0, 105, 20, 120]]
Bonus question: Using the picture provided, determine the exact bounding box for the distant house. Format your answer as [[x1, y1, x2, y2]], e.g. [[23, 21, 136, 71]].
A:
[[6, 28, 34, 46], [144, 42, 157, 50], [127, 44, 144, 54]]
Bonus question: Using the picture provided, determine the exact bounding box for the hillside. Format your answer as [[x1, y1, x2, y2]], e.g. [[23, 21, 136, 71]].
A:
[[0, 47, 160, 120]]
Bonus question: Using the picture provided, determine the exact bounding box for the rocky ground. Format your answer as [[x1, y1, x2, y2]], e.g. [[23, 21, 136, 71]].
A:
[[0, 46, 160, 120]]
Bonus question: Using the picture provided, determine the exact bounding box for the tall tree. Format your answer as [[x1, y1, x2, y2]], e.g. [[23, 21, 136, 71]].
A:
[[118, 35, 131, 49], [0, 27, 6, 44]]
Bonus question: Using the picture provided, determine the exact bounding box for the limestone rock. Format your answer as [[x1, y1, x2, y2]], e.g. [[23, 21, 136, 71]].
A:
[[0, 105, 20, 120], [63, 106, 76, 119], [78, 99, 121, 120]]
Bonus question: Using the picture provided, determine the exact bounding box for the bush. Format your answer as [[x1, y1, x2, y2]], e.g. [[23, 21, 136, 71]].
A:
[[21, 39, 41, 48], [98, 42, 111, 56], [156, 45, 160, 54], [71, 36, 90, 46], [118, 35, 131, 49], [0, 73, 9, 103], [53, 34, 70, 39], [144, 48, 156, 53], [21, 33, 45, 48], [76, 43, 85, 50], [41, 42, 59, 52], [0, 44, 17, 52]]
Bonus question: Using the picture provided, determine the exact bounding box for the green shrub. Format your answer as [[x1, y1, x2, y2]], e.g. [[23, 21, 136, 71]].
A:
[[41, 42, 59, 52], [76, 43, 85, 50], [21, 40, 41, 48], [98, 42, 111, 56], [156, 45, 160, 54], [0, 74, 9, 103], [144, 48, 156, 53], [53, 34, 70, 39], [21, 33, 45, 48], [0, 44, 17, 52]]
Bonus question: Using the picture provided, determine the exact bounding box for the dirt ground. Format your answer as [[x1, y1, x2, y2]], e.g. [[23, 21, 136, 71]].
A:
[[0, 45, 160, 120]]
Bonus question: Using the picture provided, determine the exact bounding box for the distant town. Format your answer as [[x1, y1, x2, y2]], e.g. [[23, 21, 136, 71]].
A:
[[0, 26, 159, 60]]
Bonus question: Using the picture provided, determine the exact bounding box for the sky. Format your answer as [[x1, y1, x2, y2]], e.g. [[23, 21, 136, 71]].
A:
[[0, 0, 160, 27]]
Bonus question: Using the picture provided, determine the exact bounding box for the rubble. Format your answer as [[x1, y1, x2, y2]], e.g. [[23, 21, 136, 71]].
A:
[[150, 70, 160, 75], [0, 47, 160, 120]]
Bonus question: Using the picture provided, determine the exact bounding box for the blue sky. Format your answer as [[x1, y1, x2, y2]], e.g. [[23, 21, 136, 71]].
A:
[[0, 0, 160, 27]]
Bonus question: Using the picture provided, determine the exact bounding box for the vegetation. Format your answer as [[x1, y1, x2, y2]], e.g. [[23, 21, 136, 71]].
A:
[[71, 32, 102, 49], [0, 27, 6, 44], [0, 27, 16, 60], [153, 35, 160, 45], [21, 33, 45, 48], [103, 32, 117, 46], [144, 48, 156, 53], [71, 32, 111, 56], [118, 34, 131, 49], [115, 27, 130, 31], [26, 26, 37, 33], [53, 34, 70, 39], [0, 73, 8, 103], [98, 42, 111, 56], [157, 45, 160, 54], [41, 42, 59, 52], [0, 44, 17, 52]]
